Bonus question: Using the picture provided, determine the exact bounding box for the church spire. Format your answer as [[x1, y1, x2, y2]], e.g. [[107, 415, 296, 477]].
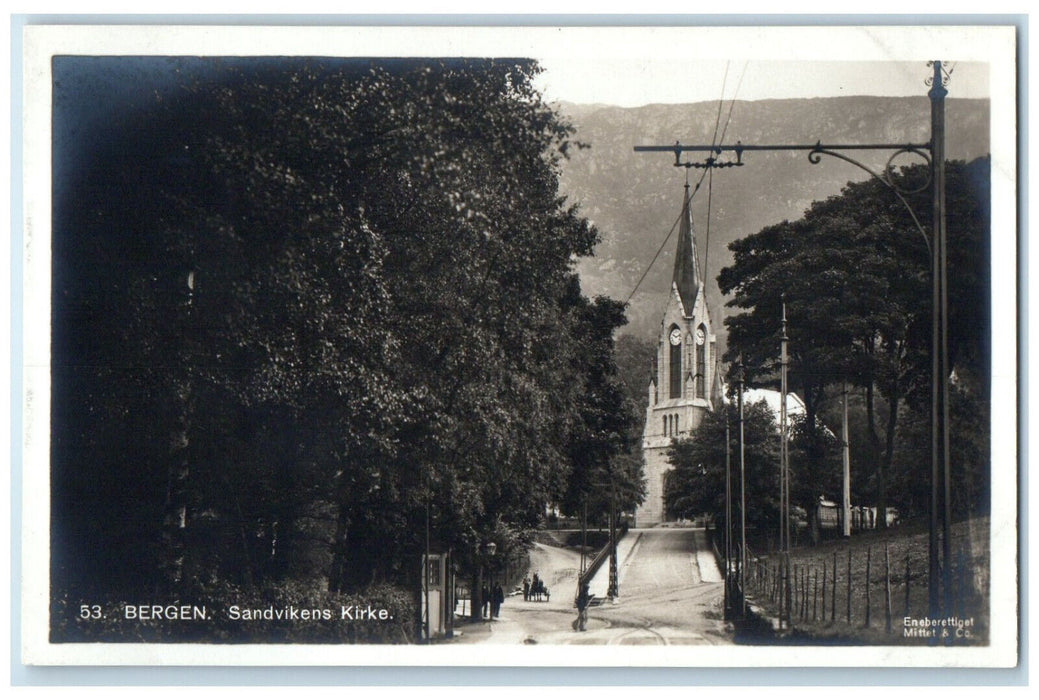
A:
[[671, 182, 702, 316]]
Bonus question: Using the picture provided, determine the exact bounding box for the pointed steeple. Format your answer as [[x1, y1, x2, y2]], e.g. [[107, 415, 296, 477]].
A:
[[672, 182, 702, 316]]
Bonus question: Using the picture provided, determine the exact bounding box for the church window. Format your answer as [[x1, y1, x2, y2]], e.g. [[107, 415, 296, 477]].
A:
[[669, 331, 682, 399], [662, 415, 667, 436], [696, 324, 707, 398]]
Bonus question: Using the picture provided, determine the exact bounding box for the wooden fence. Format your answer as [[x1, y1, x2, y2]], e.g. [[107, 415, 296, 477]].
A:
[[748, 540, 986, 637]]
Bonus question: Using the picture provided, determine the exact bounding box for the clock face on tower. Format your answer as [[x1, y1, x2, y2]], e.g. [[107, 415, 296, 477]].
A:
[[669, 328, 682, 346], [695, 327, 706, 345]]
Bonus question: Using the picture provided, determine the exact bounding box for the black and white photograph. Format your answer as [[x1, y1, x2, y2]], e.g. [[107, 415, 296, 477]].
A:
[[17, 23, 1018, 668]]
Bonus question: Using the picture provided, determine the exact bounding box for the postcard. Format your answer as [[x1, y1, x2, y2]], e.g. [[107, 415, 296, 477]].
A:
[[18, 22, 1018, 668]]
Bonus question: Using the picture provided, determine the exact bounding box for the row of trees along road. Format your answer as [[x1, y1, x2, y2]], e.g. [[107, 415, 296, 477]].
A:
[[664, 158, 990, 543], [51, 58, 640, 640]]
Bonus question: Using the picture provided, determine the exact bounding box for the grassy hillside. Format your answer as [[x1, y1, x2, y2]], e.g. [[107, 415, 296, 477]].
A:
[[742, 515, 990, 645]]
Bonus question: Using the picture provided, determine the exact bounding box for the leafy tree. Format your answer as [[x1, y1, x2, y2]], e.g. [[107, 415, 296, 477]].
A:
[[788, 412, 843, 541], [610, 333, 657, 512], [664, 398, 780, 540], [558, 293, 641, 521], [51, 56, 621, 621], [718, 159, 989, 528]]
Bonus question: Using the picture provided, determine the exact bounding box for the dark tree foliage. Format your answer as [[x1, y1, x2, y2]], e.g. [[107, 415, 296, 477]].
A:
[[664, 399, 780, 537], [613, 334, 656, 420], [51, 57, 631, 622], [608, 333, 658, 515], [717, 159, 990, 527], [787, 413, 843, 523], [558, 292, 641, 520]]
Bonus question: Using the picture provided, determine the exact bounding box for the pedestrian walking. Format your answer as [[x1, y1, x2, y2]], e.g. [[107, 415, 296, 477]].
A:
[[493, 583, 505, 618], [523, 576, 530, 601], [572, 583, 591, 632]]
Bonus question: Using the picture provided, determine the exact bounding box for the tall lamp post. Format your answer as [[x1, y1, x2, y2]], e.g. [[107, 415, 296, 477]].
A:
[[608, 492, 619, 600], [471, 540, 496, 622], [724, 417, 733, 619], [737, 361, 747, 619], [928, 61, 953, 619], [484, 541, 497, 620], [780, 296, 791, 630]]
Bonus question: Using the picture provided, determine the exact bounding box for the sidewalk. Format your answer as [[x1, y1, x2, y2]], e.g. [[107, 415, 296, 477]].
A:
[[694, 530, 723, 582], [585, 530, 643, 600], [448, 602, 555, 645], [447, 612, 527, 644]]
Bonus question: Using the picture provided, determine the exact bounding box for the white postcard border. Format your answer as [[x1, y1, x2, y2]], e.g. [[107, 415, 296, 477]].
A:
[[19, 22, 1019, 668]]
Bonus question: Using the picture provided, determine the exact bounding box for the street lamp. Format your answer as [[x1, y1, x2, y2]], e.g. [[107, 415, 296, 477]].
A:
[[483, 541, 497, 620], [471, 540, 497, 622], [724, 417, 733, 620]]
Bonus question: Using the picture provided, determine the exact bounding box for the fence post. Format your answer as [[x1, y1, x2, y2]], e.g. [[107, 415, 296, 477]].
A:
[[822, 562, 828, 624], [799, 566, 805, 620], [885, 542, 892, 634], [832, 551, 837, 623], [865, 545, 872, 628], [794, 565, 799, 621], [802, 566, 808, 620], [904, 553, 911, 619], [813, 565, 819, 621], [797, 564, 806, 618], [957, 547, 967, 618], [799, 563, 805, 621], [793, 560, 802, 623], [846, 550, 852, 624]]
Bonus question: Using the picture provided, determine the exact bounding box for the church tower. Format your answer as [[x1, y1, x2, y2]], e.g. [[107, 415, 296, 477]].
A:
[[636, 183, 719, 527]]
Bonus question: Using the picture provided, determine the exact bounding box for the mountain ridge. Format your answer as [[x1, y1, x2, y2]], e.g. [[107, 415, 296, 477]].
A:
[[554, 96, 990, 345]]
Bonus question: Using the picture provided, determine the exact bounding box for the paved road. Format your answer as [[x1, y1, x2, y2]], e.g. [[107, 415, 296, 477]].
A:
[[456, 528, 732, 646]]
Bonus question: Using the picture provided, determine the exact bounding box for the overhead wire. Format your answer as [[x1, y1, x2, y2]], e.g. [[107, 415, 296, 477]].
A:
[[623, 61, 746, 307], [701, 61, 747, 286], [623, 175, 698, 306]]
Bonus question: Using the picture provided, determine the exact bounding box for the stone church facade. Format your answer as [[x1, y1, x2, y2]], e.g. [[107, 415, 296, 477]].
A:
[[636, 183, 721, 527]]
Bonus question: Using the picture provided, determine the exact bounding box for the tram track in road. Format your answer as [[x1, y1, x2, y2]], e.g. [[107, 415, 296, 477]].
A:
[[604, 614, 670, 645], [590, 581, 727, 646], [465, 528, 733, 645]]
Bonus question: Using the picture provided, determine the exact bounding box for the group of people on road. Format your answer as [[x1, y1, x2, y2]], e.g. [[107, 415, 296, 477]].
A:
[[522, 572, 550, 602], [521, 571, 589, 632], [477, 565, 590, 633]]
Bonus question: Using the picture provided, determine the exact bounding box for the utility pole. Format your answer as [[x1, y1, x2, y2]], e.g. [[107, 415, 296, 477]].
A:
[[842, 381, 852, 538], [738, 362, 747, 619], [635, 60, 952, 620], [929, 60, 952, 619], [725, 417, 733, 619], [424, 500, 431, 642], [608, 494, 619, 600], [780, 297, 791, 630]]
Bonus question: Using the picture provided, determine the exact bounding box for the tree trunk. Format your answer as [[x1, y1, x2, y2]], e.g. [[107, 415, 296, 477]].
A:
[[865, 381, 884, 528], [879, 387, 901, 530], [802, 392, 823, 545], [327, 507, 350, 593]]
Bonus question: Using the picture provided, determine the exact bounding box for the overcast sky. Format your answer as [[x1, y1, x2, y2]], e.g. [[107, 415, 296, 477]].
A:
[[534, 59, 990, 107]]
